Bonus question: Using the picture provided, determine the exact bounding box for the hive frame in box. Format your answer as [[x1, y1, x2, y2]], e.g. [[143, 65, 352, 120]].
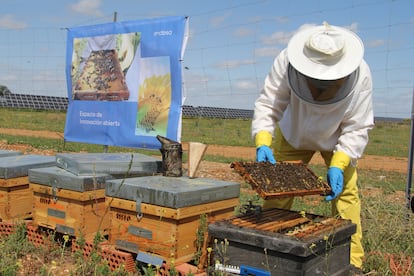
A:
[[209, 208, 356, 275]]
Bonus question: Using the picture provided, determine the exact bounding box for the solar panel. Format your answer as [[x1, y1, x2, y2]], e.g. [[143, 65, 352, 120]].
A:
[[0, 94, 68, 111], [0, 94, 254, 119]]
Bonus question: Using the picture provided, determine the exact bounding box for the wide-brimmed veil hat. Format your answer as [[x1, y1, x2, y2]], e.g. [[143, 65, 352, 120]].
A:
[[287, 22, 364, 80]]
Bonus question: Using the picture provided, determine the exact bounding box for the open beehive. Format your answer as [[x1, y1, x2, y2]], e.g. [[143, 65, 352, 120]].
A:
[[208, 208, 356, 275], [73, 49, 130, 101], [231, 161, 331, 199]]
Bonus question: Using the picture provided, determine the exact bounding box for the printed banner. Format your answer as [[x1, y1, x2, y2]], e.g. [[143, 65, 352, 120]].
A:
[[64, 16, 189, 149]]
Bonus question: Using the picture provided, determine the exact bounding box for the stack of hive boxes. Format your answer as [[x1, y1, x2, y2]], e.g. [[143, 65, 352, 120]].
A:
[[105, 175, 240, 266], [0, 151, 55, 222], [1, 149, 241, 268], [29, 152, 163, 238]]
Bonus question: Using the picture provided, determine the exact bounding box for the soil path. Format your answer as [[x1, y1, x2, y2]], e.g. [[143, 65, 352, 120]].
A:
[[0, 128, 408, 174]]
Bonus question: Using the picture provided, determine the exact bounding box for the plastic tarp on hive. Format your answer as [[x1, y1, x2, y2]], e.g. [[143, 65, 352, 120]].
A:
[[64, 16, 189, 149]]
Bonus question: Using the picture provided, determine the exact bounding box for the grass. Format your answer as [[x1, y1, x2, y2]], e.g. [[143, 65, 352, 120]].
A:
[[0, 109, 66, 132], [0, 107, 410, 158], [0, 108, 413, 274], [366, 120, 411, 157]]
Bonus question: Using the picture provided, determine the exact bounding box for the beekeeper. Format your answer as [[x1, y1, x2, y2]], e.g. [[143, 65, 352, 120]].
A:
[[252, 22, 374, 271]]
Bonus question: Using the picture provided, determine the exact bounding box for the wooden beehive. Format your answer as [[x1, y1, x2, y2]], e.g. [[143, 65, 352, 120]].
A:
[[105, 175, 240, 265], [0, 177, 32, 221], [29, 166, 112, 237], [0, 154, 55, 221]]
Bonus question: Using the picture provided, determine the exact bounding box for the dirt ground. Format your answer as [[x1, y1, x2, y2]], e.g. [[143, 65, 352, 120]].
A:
[[0, 127, 408, 202], [0, 127, 409, 180]]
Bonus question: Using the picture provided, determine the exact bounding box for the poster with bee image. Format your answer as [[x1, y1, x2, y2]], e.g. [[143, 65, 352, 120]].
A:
[[64, 16, 189, 150]]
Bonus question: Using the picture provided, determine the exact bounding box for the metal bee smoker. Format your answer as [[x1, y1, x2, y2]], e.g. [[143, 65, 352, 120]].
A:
[[156, 135, 183, 177]]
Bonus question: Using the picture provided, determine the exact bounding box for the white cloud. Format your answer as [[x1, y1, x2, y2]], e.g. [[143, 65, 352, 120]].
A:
[[275, 16, 289, 24], [0, 14, 27, 29], [264, 22, 360, 48], [235, 80, 256, 90], [69, 0, 104, 17], [0, 74, 18, 81], [261, 31, 292, 46], [255, 47, 280, 57], [345, 22, 359, 33], [234, 27, 253, 37], [296, 23, 317, 32], [209, 12, 231, 28], [214, 59, 256, 69], [367, 39, 385, 48]]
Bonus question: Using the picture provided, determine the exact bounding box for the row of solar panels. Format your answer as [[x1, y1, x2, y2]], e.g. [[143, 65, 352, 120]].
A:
[[0, 93, 254, 119]]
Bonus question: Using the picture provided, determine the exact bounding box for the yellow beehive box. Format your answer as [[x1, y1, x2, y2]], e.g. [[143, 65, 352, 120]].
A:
[[0, 177, 32, 221], [29, 166, 112, 237], [105, 176, 240, 265], [0, 154, 55, 221]]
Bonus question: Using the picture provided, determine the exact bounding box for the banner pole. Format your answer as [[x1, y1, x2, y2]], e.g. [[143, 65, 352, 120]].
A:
[[103, 11, 118, 154]]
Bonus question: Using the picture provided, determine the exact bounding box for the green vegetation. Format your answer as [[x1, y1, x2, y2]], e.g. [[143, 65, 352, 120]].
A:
[[0, 108, 413, 275], [366, 120, 411, 157], [182, 117, 254, 147], [0, 223, 37, 275], [0, 108, 66, 132], [0, 108, 410, 157]]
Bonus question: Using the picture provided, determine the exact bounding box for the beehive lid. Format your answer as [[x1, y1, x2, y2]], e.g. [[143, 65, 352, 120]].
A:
[[0, 150, 22, 158], [55, 153, 162, 176], [29, 166, 112, 192], [0, 154, 56, 179], [105, 176, 240, 208]]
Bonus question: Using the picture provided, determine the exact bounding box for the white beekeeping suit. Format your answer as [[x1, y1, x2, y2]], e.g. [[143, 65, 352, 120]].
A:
[[251, 22, 374, 272]]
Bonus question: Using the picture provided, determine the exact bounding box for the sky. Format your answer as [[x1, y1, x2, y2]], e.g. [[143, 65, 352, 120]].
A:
[[0, 0, 413, 118]]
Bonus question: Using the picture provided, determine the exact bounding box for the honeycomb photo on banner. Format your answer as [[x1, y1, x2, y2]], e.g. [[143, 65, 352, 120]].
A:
[[71, 32, 140, 101], [135, 56, 171, 137]]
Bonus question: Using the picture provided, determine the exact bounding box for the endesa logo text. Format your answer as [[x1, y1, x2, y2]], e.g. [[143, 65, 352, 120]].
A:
[[153, 30, 173, 36]]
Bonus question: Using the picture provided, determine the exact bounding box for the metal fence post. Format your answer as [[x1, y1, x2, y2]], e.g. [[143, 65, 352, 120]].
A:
[[406, 88, 414, 215]]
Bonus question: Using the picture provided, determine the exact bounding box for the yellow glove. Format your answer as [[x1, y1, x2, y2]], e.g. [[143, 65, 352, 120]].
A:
[[329, 151, 351, 170], [255, 130, 273, 147], [255, 131, 276, 164]]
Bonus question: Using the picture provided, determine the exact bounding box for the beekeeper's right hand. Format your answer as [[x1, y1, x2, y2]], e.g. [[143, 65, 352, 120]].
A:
[[325, 151, 350, 201], [255, 131, 276, 164]]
